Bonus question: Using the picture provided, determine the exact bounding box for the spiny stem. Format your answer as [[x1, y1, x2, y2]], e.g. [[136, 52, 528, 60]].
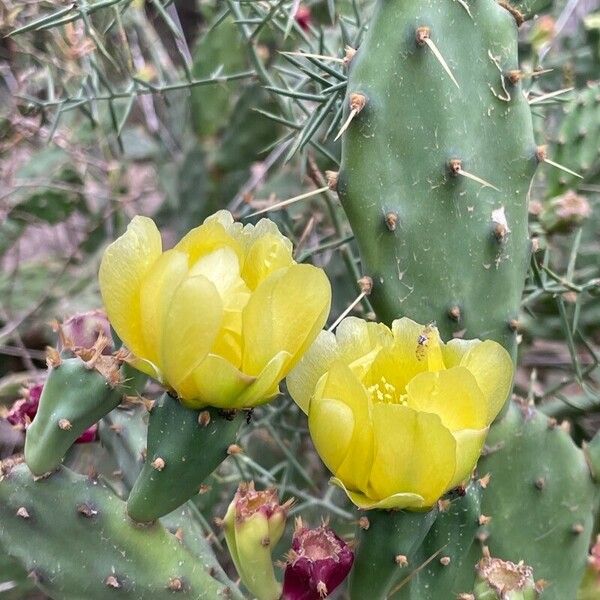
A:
[[543, 158, 584, 179], [448, 159, 499, 190], [536, 146, 583, 179], [328, 292, 367, 332], [416, 28, 459, 89], [453, 0, 473, 19], [328, 276, 373, 331]]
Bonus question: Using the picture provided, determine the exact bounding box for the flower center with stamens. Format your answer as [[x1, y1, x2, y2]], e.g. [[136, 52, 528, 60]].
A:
[[366, 376, 407, 405]]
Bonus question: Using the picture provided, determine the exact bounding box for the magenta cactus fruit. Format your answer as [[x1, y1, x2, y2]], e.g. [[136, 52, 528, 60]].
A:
[[8, 383, 97, 443], [282, 518, 354, 600]]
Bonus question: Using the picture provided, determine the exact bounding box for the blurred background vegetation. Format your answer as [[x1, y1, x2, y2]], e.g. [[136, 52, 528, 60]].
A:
[[0, 0, 599, 597]]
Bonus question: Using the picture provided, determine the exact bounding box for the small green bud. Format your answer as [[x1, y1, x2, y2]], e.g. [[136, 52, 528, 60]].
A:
[[222, 482, 292, 600]]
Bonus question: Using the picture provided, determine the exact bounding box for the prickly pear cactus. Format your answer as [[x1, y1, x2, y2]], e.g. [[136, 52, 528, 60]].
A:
[[126, 394, 246, 523], [338, 0, 537, 351], [547, 82, 600, 196], [25, 358, 144, 476], [0, 462, 236, 599], [476, 401, 598, 599]]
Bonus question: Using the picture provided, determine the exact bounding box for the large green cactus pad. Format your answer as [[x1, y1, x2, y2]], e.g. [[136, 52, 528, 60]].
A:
[[338, 0, 537, 352], [127, 394, 245, 522], [477, 402, 597, 599], [0, 463, 233, 599]]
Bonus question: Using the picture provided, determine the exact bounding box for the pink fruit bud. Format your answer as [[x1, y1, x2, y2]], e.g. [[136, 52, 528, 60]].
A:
[[59, 309, 113, 354], [282, 519, 354, 600], [294, 5, 311, 31]]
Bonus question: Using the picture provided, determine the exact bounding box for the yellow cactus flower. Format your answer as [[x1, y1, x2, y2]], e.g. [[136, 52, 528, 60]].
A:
[[287, 317, 513, 510], [99, 211, 331, 409]]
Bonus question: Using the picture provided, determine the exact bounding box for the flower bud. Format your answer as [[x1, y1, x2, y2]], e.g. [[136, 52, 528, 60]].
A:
[[58, 309, 113, 354], [222, 482, 291, 600], [540, 191, 592, 234], [474, 549, 539, 600], [579, 535, 600, 598], [294, 5, 311, 31], [282, 518, 354, 600]]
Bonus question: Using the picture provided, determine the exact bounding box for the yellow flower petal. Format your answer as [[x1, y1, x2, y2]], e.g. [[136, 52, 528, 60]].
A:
[[175, 216, 243, 266], [189, 247, 251, 367], [310, 361, 374, 491], [447, 428, 488, 489], [233, 351, 291, 408], [139, 249, 189, 367], [457, 340, 513, 422], [160, 275, 223, 399], [368, 404, 456, 507], [241, 233, 294, 290], [189, 246, 246, 298], [363, 346, 422, 398], [441, 338, 479, 368], [286, 330, 338, 414], [99, 216, 162, 358], [405, 367, 489, 431], [391, 317, 446, 372], [241, 264, 331, 377], [336, 317, 393, 363], [309, 399, 355, 475], [179, 354, 255, 409], [330, 478, 426, 510]]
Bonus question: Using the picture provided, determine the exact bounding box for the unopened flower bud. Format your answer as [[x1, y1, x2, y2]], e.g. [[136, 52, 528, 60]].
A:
[[222, 482, 292, 600], [58, 309, 113, 353], [540, 191, 591, 234], [282, 518, 354, 600]]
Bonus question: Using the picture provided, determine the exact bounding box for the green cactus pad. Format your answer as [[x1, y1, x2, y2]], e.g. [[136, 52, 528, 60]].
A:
[[24, 358, 143, 476], [126, 394, 245, 523], [403, 482, 484, 598], [348, 507, 438, 598], [547, 83, 600, 197], [99, 406, 147, 492], [0, 463, 233, 599], [477, 402, 597, 600], [338, 0, 537, 353]]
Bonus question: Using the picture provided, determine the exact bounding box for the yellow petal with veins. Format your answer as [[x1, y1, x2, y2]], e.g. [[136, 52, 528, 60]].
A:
[[234, 351, 291, 408], [99, 216, 162, 358], [457, 340, 513, 422], [309, 361, 374, 491], [405, 367, 489, 431], [140, 249, 188, 367], [160, 275, 223, 399], [241, 264, 331, 377], [286, 330, 338, 415], [330, 478, 426, 510], [367, 404, 455, 507], [180, 354, 255, 409], [447, 428, 488, 489], [241, 233, 294, 290]]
